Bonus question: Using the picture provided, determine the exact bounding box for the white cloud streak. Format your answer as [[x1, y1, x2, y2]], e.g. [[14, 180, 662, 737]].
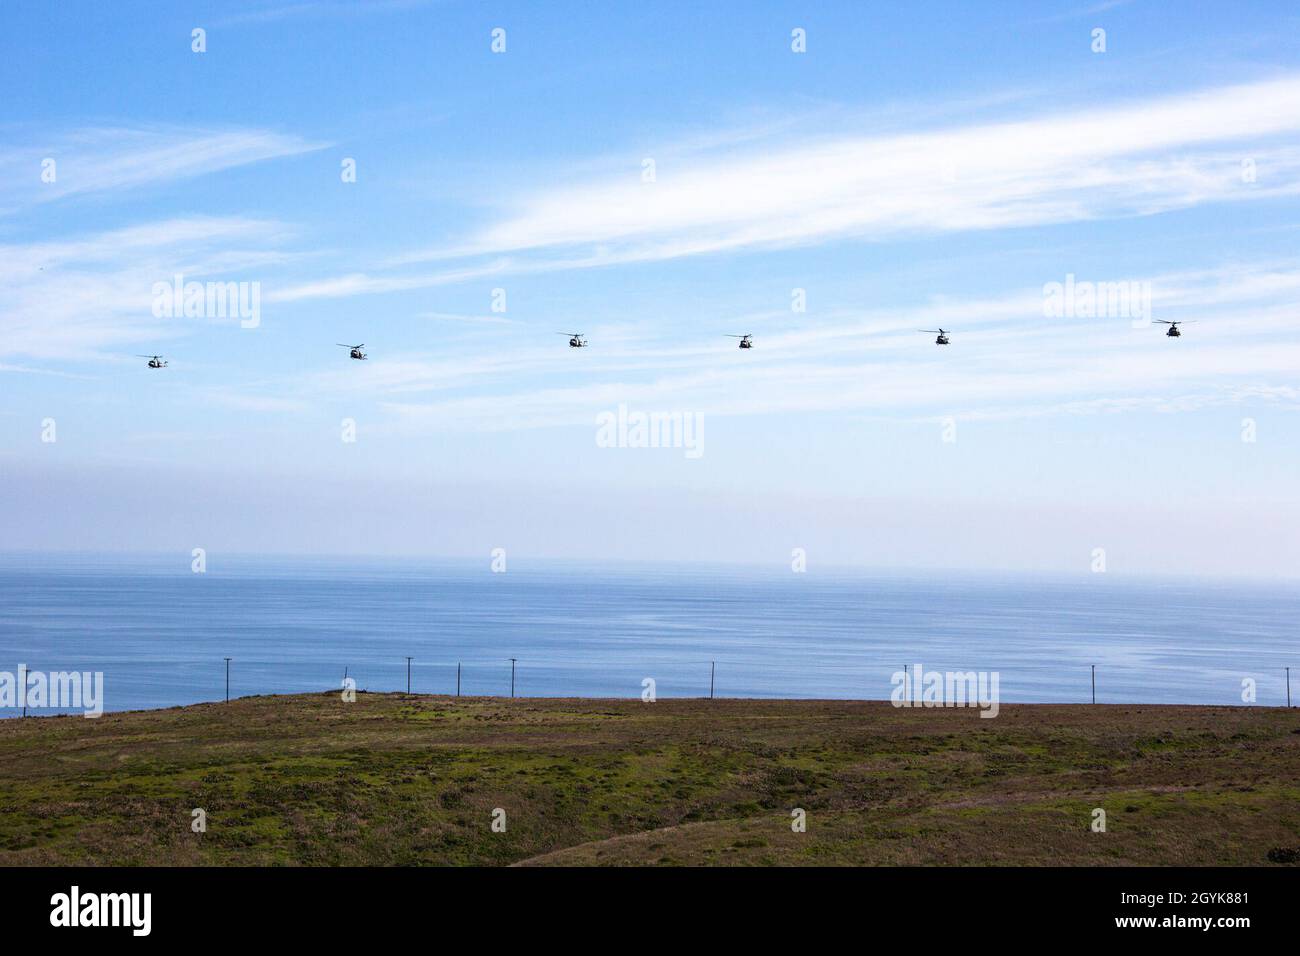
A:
[[255, 260, 1300, 432], [379, 74, 1300, 274], [0, 216, 293, 361], [0, 125, 325, 213], [176, 75, 1300, 308]]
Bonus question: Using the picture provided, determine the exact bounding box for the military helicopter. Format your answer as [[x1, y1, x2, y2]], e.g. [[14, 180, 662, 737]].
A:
[[136, 354, 168, 368], [337, 343, 368, 360], [919, 328, 951, 345], [1154, 320, 1192, 338], [558, 332, 587, 348], [727, 334, 754, 349]]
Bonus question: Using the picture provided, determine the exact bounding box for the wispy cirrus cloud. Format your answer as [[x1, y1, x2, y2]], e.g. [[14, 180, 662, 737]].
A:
[[0, 125, 326, 214], [376, 74, 1300, 272], [11, 75, 1300, 432], [232, 259, 1300, 433], [257, 75, 1300, 305], [0, 216, 294, 361], [375, 335, 1300, 434]]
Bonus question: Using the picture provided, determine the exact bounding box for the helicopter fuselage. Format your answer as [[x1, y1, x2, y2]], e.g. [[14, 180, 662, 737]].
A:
[[1165, 326, 1180, 337]]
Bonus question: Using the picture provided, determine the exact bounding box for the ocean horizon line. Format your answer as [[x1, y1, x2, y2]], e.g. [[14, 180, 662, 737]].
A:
[[1, 548, 1296, 587]]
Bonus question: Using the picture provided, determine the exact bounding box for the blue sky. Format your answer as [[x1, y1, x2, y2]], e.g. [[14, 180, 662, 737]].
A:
[[2, 0, 1299, 576]]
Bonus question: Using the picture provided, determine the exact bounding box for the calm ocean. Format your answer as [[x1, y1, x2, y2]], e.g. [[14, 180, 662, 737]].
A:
[[1, 552, 1296, 714]]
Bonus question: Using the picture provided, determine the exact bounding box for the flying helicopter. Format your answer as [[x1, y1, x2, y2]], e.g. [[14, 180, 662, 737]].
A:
[[136, 354, 168, 368], [727, 334, 754, 349], [337, 343, 368, 360], [919, 329, 951, 345], [1154, 320, 1192, 338], [558, 332, 588, 348]]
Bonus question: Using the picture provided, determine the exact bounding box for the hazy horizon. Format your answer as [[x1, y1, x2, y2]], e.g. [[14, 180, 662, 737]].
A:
[[3, 544, 1298, 585]]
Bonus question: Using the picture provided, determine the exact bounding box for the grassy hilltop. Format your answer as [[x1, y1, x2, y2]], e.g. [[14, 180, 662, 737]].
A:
[[0, 693, 1297, 866]]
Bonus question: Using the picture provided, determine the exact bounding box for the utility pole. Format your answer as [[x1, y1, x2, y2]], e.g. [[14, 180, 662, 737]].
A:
[[224, 657, 232, 703], [1091, 664, 1096, 705], [406, 657, 413, 695], [710, 661, 715, 700], [509, 658, 517, 698], [457, 662, 461, 697]]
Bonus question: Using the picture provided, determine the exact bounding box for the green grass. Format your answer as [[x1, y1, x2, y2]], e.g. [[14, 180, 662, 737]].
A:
[[0, 692, 1297, 866]]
